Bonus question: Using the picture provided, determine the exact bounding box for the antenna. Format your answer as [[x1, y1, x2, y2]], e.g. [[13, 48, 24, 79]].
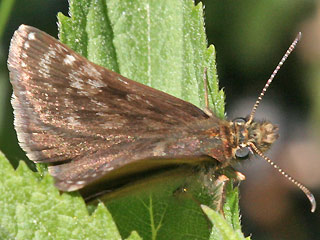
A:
[[248, 142, 316, 212], [247, 32, 302, 124]]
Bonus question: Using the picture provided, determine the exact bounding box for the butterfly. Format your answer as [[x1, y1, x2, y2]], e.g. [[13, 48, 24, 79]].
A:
[[8, 25, 316, 212]]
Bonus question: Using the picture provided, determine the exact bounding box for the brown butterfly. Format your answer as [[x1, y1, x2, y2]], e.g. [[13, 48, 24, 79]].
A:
[[8, 25, 316, 212]]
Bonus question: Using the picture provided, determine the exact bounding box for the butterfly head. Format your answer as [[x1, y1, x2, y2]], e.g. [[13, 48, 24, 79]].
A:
[[247, 119, 279, 153], [232, 118, 278, 159]]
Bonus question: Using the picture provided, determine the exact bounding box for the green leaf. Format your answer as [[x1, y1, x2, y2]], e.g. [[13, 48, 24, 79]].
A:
[[202, 204, 249, 240], [0, 152, 122, 239], [223, 182, 242, 231], [126, 231, 143, 240], [102, 168, 217, 240]]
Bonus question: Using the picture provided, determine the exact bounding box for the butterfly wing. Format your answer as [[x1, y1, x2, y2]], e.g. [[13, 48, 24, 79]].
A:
[[8, 25, 216, 191]]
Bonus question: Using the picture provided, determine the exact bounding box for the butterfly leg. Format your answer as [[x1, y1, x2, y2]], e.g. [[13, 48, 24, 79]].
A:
[[206, 166, 246, 214], [214, 174, 229, 215]]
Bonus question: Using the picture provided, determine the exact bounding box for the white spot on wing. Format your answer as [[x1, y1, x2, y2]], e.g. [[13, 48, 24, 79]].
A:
[[66, 185, 82, 191], [69, 73, 84, 90], [127, 94, 142, 101], [76, 180, 86, 185], [21, 72, 31, 81], [43, 82, 53, 88], [37, 47, 59, 78], [145, 100, 153, 107], [117, 77, 128, 85], [64, 54, 76, 65], [87, 78, 106, 88], [67, 116, 81, 126], [71, 81, 83, 89], [28, 32, 36, 40], [38, 69, 50, 78], [91, 99, 107, 107], [103, 166, 114, 171], [91, 173, 97, 178], [55, 43, 68, 53], [80, 64, 102, 79], [24, 41, 30, 49], [77, 90, 91, 96]]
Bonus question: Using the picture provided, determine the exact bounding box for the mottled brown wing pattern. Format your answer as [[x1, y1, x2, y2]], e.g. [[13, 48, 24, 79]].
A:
[[8, 25, 213, 191]]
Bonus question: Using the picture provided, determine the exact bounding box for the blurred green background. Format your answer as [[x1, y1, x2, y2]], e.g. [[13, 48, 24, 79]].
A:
[[1, 0, 320, 239]]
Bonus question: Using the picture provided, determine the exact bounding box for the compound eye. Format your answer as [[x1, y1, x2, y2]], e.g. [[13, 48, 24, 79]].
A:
[[235, 147, 250, 158], [233, 118, 246, 125]]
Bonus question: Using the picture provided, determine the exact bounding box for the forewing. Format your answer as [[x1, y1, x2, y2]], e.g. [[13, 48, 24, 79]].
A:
[[8, 25, 212, 190]]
